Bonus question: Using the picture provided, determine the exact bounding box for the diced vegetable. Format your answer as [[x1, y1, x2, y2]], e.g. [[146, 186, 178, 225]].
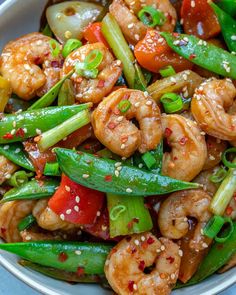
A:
[[180, 0, 220, 40], [161, 32, 236, 79], [0, 76, 12, 112], [0, 143, 35, 171], [0, 241, 113, 274], [44, 162, 61, 176], [107, 193, 153, 238], [1, 178, 59, 203], [55, 148, 199, 196], [46, 1, 105, 43], [37, 109, 90, 152], [159, 65, 176, 78], [83, 22, 109, 48], [48, 174, 105, 225]]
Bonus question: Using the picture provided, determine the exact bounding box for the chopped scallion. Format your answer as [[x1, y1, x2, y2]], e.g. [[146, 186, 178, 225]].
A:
[[62, 39, 82, 58], [160, 93, 183, 113], [118, 100, 131, 113], [49, 39, 60, 57], [138, 6, 166, 27], [84, 50, 103, 70], [215, 217, 234, 243], [142, 152, 156, 169], [222, 147, 236, 168], [18, 214, 36, 232], [159, 65, 176, 78], [210, 167, 227, 183], [203, 215, 225, 239], [8, 170, 34, 187], [44, 162, 61, 176], [109, 204, 127, 221]]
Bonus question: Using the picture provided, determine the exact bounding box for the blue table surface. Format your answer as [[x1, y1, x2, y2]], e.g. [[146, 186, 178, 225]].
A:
[[0, 0, 235, 294]]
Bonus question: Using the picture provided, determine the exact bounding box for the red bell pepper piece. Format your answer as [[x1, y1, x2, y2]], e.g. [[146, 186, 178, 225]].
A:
[[48, 174, 105, 225], [83, 22, 109, 48], [181, 0, 221, 40]]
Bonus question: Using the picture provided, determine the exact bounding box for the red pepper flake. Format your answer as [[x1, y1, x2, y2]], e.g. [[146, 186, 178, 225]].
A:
[[173, 33, 180, 37], [128, 280, 134, 292], [179, 137, 188, 145], [164, 128, 172, 137], [123, 94, 130, 100], [233, 192, 236, 201], [111, 248, 118, 254], [138, 260, 145, 271], [98, 80, 105, 88], [131, 247, 137, 254], [0, 227, 6, 235], [58, 252, 68, 262], [108, 122, 117, 129], [231, 125, 235, 131], [84, 144, 91, 150], [15, 128, 25, 138], [104, 175, 112, 182], [113, 108, 120, 115], [121, 135, 128, 143], [51, 60, 60, 68], [173, 156, 178, 160], [127, 218, 139, 229], [189, 54, 196, 60], [166, 256, 175, 264], [77, 267, 85, 277], [34, 56, 42, 65], [3, 133, 13, 139], [147, 236, 155, 245], [160, 273, 166, 279], [226, 206, 233, 216], [126, 236, 131, 242]]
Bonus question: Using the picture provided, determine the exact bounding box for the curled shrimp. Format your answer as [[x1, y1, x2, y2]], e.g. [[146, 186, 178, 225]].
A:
[[104, 232, 181, 295], [0, 33, 63, 100], [0, 200, 36, 242], [158, 190, 212, 251], [92, 88, 162, 158], [191, 78, 236, 141], [0, 155, 18, 185], [161, 114, 207, 181], [110, 0, 177, 44], [62, 42, 122, 104], [33, 199, 77, 231]]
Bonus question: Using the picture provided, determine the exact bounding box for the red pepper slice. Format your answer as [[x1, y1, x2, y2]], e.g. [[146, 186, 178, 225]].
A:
[[134, 29, 192, 73], [181, 0, 221, 40], [83, 22, 109, 48], [48, 174, 105, 225]]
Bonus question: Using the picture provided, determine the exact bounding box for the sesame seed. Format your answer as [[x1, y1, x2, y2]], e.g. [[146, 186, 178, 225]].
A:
[[191, 0, 195, 7], [10, 129, 16, 135], [231, 35, 236, 41], [5, 173, 11, 179], [160, 245, 165, 251], [202, 242, 208, 248], [36, 128, 42, 135], [65, 185, 71, 192], [138, 163, 143, 168], [115, 162, 122, 167], [116, 60, 122, 66], [156, 248, 161, 253], [146, 100, 152, 106], [23, 64, 31, 70], [75, 250, 81, 255], [115, 170, 120, 177], [134, 34, 140, 41], [25, 235, 32, 241], [122, 157, 127, 161], [141, 236, 145, 241], [133, 284, 138, 291], [134, 102, 140, 107], [209, 155, 215, 160], [97, 211, 101, 216], [116, 166, 122, 171], [126, 188, 133, 193], [144, 91, 149, 97], [12, 121, 16, 128], [82, 174, 89, 178], [183, 74, 188, 81], [36, 40, 43, 46], [158, 37, 164, 43], [128, 23, 134, 29], [183, 217, 188, 221], [134, 239, 140, 245], [74, 205, 79, 212], [105, 260, 110, 266], [3, 145, 9, 150], [23, 128, 27, 133], [75, 196, 80, 203], [15, 148, 21, 153], [180, 18, 184, 25], [170, 77, 176, 83], [179, 249, 183, 257], [66, 209, 72, 215], [173, 40, 180, 46], [64, 30, 72, 39], [60, 214, 65, 220], [170, 274, 176, 280], [102, 225, 107, 231], [117, 116, 123, 122], [121, 144, 126, 150]]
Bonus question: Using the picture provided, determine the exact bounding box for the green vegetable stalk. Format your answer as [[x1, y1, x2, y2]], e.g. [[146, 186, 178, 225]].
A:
[[107, 193, 153, 238], [1, 178, 59, 203], [0, 242, 113, 274], [55, 148, 199, 196], [18, 215, 36, 232], [161, 32, 236, 79]]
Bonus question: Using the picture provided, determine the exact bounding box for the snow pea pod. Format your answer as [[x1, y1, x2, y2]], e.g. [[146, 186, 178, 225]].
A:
[[55, 148, 199, 196], [218, 0, 236, 17], [0, 104, 90, 144], [20, 260, 108, 284], [211, 2, 236, 52], [175, 221, 236, 289], [0, 143, 34, 171], [0, 241, 113, 274], [161, 32, 236, 79], [1, 178, 59, 203]]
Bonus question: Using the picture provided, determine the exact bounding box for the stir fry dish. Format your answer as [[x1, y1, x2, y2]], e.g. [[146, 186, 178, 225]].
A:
[[0, 0, 236, 294]]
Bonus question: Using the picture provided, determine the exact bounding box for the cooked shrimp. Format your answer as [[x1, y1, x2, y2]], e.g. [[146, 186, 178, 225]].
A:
[[33, 199, 77, 231], [105, 232, 181, 295], [110, 0, 177, 44], [0, 33, 63, 100], [193, 167, 220, 196], [62, 42, 122, 104], [0, 200, 36, 242], [92, 88, 162, 158], [161, 114, 207, 181], [0, 155, 18, 185], [20, 229, 60, 242], [158, 190, 212, 251], [191, 78, 236, 141]]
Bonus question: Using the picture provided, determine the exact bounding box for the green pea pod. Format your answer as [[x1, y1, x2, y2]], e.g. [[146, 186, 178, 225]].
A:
[[0, 241, 113, 274], [19, 260, 108, 284], [148, 140, 163, 173], [211, 2, 236, 52], [55, 148, 199, 196], [161, 32, 236, 79], [0, 104, 90, 144], [175, 222, 236, 289], [0, 143, 34, 171], [1, 178, 59, 203], [18, 215, 36, 232], [58, 79, 75, 106], [218, 0, 236, 17], [29, 71, 74, 110]]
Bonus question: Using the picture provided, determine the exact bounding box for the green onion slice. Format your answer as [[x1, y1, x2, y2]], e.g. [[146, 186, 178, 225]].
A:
[[110, 205, 127, 221], [138, 6, 166, 27], [49, 39, 61, 57], [222, 147, 236, 168], [203, 215, 225, 239], [142, 151, 156, 169], [8, 171, 34, 188], [210, 167, 227, 183], [84, 50, 103, 70], [62, 39, 82, 58], [159, 65, 176, 78], [44, 162, 61, 176], [215, 217, 234, 243], [18, 214, 36, 232], [118, 100, 131, 113], [160, 93, 183, 113]]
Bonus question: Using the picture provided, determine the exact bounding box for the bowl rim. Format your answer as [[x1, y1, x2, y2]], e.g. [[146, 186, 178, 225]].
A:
[[0, 0, 235, 294]]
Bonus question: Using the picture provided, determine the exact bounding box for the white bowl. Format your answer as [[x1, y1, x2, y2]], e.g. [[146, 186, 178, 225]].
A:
[[0, 0, 235, 294]]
